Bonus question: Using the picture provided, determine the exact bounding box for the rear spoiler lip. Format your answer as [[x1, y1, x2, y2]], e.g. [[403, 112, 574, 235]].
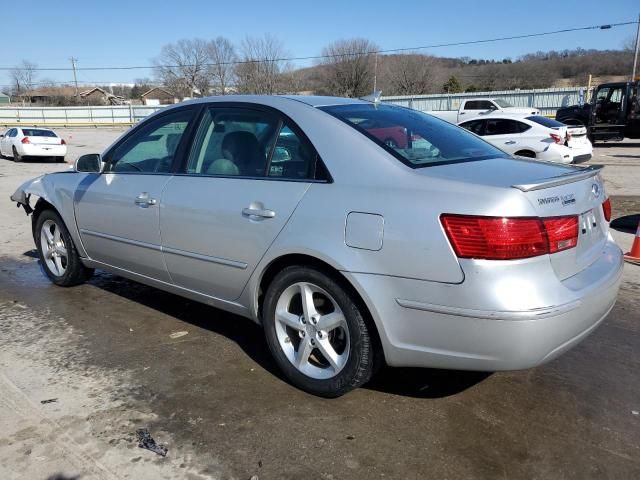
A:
[[512, 164, 604, 192]]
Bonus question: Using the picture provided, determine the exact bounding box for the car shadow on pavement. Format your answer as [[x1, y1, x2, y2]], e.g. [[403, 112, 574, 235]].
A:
[[365, 366, 491, 398], [594, 142, 640, 148], [82, 270, 492, 399], [611, 214, 640, 233]]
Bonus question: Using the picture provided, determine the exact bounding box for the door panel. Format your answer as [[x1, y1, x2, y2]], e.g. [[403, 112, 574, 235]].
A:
[[75, 174, 172, 281], [74, 107, 197, 281], [161, 177, 309, 300]]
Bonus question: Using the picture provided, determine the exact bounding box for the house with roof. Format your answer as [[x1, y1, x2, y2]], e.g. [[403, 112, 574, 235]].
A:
[[0, 92, 9, 104], [140, 87, 178, 105], [21, 86, 125, 105]]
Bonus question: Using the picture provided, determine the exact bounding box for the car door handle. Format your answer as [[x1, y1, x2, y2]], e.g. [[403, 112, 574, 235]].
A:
[[242, 207, 276, 219], [134, 193, 157, 208], [504, 140, 517, 145]]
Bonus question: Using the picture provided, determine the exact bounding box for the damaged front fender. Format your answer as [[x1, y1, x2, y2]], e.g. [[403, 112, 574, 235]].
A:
[[9, 172, 90, 258], [10, 175, 47, 215]]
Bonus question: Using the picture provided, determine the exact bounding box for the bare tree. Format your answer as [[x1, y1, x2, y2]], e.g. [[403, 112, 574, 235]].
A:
[[381, 54, 437, 95], [154, 39, 211, 98], [9, 60, 37, 102], [206, 37, 237, 95], [318, 38, 379, 97], [235, 34, 289, 94]]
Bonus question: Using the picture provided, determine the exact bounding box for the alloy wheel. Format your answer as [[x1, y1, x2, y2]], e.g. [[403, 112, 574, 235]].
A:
[[274, 282, 350, 379], [40, 219, 68, 277]]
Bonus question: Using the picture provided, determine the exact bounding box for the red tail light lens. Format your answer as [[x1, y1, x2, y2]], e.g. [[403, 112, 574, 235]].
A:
[[61, 138, 66, 145], [21, 137, 30, 144], [543, 216, 578, 253], [602, 198, 611, 222], [550, 133, 562, 144], [441, 214, 579, 260]]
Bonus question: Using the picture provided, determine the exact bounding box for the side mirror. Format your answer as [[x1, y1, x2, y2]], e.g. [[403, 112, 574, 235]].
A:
[[74, 153, 103, 173]]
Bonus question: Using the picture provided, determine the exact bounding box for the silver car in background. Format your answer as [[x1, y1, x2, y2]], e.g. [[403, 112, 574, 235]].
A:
[[11, 96, 623, 397]]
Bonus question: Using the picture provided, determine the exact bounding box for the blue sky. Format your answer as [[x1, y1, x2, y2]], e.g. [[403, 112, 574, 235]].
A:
[[1, 0, 637, 90]]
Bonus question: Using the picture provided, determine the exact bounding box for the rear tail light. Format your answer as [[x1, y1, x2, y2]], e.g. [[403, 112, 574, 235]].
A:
[[61, 139, 66, 145], [550, 133, 563, 144], [21, 137, 30, 144], [440, 214, 578, 260], [602, 198, 611, 222]]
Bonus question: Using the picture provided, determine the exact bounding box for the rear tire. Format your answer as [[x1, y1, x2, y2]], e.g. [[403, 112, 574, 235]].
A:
[[12, 147, 22, 162], [34, 209, 94, 286], [262, 265, 376, 397]]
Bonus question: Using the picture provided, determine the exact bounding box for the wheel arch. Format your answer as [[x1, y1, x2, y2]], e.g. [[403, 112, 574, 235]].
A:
[[514, 149, 536, 158], [256, 253, 386, 365]]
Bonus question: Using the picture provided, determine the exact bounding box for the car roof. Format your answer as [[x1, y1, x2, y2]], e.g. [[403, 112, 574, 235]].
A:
[[178, 94, 369, 109]]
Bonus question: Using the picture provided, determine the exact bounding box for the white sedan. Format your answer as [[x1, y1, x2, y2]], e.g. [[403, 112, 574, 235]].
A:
[[0, 127, 67, 163], [458, 115, 591, 164]]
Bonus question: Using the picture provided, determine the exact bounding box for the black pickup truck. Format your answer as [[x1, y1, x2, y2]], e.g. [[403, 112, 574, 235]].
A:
[[555, 81, 640, 142]]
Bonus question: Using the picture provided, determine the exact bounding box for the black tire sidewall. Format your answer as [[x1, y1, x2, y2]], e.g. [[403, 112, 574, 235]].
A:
[[12, 147, 21, 162], [35, 210, 89, 286], [263, 266, 373, 397]]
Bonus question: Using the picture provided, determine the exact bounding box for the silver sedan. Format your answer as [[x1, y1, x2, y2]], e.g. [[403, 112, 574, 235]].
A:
[[10, 96, 623, 397]]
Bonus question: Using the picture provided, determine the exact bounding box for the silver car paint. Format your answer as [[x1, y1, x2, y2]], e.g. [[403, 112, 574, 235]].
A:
[[10, 95, 623, 371]]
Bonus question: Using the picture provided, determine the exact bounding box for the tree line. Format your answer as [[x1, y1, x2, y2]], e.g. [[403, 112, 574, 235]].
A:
[[5, 37, 635, 103]]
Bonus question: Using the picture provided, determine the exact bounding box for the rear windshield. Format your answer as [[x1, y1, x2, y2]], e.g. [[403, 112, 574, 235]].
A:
[[319, 104, 507, 168], [21, 128, 57, 137], [525, 116, 565, 128]]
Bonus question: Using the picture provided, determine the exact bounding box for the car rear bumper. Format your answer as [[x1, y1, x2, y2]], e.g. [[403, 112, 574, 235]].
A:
[[572, 153, 592, 164], [18, 144, 67, 157], [537, 144, 573, 164], [344, 238, 623, 371]]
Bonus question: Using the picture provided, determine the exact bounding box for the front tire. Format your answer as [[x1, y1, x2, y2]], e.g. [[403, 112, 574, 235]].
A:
[[35, 209, 93, 286], [262, 266, 376, 397]]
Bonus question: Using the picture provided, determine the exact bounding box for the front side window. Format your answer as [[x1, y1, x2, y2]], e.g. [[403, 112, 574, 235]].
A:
[[108, 108, 194, 173], [320, 104, 506, 168]]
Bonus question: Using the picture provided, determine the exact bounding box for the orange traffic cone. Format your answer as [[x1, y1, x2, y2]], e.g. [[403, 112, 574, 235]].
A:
[[624, 220, 640, 265]]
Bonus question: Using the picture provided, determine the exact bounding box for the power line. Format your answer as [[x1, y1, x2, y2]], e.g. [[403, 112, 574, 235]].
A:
[[0, 20, 635, 72]]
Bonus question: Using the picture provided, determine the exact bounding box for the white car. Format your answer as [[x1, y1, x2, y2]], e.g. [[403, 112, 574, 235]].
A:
[[459, 115, 581, 164], [0, 127, 67, 163], [428, 98, 540, 123]]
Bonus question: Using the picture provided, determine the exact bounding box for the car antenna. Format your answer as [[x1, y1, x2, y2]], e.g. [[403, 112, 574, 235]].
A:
[[360, 90, 383, 105]]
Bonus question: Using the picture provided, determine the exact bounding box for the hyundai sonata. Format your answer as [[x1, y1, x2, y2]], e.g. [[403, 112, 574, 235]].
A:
[[10, 96, 623, 397]]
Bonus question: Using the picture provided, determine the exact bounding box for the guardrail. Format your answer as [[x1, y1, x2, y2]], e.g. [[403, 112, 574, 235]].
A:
[[0, 105, 166, 127]]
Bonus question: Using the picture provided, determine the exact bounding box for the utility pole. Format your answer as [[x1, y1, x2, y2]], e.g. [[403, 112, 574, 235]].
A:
[[70, 57, 79, 101], [373, 51, 378, 94], [632, 14, 640, 81]]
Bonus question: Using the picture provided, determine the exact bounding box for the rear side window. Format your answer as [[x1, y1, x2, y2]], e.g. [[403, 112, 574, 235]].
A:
[[21, 129, 57, 137], [525, 116, 565, 128], [459, 119, 485, 135], [320, 103, 506, 168], [484, 119, 526, 135]]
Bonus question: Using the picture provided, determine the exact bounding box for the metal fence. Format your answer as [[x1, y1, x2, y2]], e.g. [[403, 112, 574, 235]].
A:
[[0, 105, 166, 126], [0, 87, 589, 126], [381, 87, 588, 116]]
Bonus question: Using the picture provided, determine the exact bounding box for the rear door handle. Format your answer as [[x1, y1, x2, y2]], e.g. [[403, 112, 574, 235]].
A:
[[504, 140, 517, 145], [242, 207, 275, 219], [134, 193, 157, 208]]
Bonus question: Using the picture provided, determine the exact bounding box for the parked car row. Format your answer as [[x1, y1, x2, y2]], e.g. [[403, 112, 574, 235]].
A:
[[0, 127, 67, 162]]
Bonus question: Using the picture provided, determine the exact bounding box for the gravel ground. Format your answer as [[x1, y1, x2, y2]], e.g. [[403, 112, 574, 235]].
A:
[[0, 129, 639, 479]]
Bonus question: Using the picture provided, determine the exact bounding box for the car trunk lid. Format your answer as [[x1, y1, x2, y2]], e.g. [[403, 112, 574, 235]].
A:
[[423, 158, 607, 280]]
